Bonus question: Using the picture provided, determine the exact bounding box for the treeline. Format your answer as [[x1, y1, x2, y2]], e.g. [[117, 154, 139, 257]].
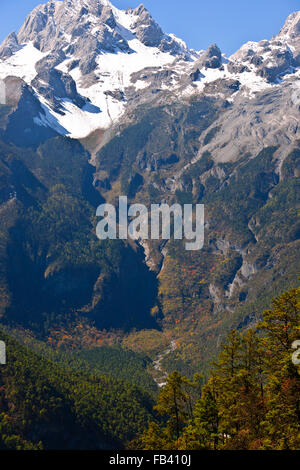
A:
[[131, 285, 300, 450]]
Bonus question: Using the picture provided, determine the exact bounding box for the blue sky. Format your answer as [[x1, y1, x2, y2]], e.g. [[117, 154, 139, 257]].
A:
[[1, 0, 299, 55]]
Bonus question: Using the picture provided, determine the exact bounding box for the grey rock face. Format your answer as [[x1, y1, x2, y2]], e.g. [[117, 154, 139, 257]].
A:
[[194, 79, 300, 165], [79, 55, 98, 75], [104, 89, 125, 101], [18, 5, 50, 42], [203, 78, 240, 96], [95, 25, 130, 53], [230, 13, 300, 83], [131, 4, 164, 47], [188, 45, 222, 83], [35, 50, 66, 73], [189, 68, 203, 82], [227, 61, 249, 74], [32, 69, 86, 111], [200, 44, 222, 69], [189, 44, 222, 80], [101, 5, 117, 28], [159, 36, 181, 54], [67, 59, 80, 71], [278, 12, 300, 66], [257, 48, 294, 82], [0, 32, 19, 59], [0, 76, 60, 147], [129, 3, 184, 55], [130, 66, 178, 92], [278, 11, 300, 39], [17, 0, 130, 73], [293, 49, 300, 66]]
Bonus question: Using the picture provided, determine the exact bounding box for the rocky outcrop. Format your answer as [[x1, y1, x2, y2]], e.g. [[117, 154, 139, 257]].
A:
[[203, 78, 240, 96], [17, 0, 130, 72], [129, 4, 186, 55], [199, 44, 222, 69], [193, 79, 300, 165], [0, 32, 19, 59], [278, 11, 300, 40], [227, 61, 250, 74], [131, 4, 164, 47], [0, 76, 61, 147], [35, 50, 66, 73], [32, 69, 86, 111], [278, 11, 300, 66], [189, 44, 222, 82], [231, 28, 298, 83]]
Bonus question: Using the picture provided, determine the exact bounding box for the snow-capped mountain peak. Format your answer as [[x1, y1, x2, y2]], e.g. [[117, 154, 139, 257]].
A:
[[0, 2, 299, 144], [278, 11, 300, 40], [0, 0, 197, 139]]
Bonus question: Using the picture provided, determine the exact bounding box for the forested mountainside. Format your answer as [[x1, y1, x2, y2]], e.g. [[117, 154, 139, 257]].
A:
[[0, 136, 159, 333], [1, 284, 299, 450], [0, 122, 298, 377], [0, 327, 156, 449], [0, 0, 299, 450]]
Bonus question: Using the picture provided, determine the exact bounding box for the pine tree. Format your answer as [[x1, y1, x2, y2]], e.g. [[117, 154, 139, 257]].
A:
[[154, 371, 194, 443], [180, 376, 219, 450], [258, 286, 300, 449]]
